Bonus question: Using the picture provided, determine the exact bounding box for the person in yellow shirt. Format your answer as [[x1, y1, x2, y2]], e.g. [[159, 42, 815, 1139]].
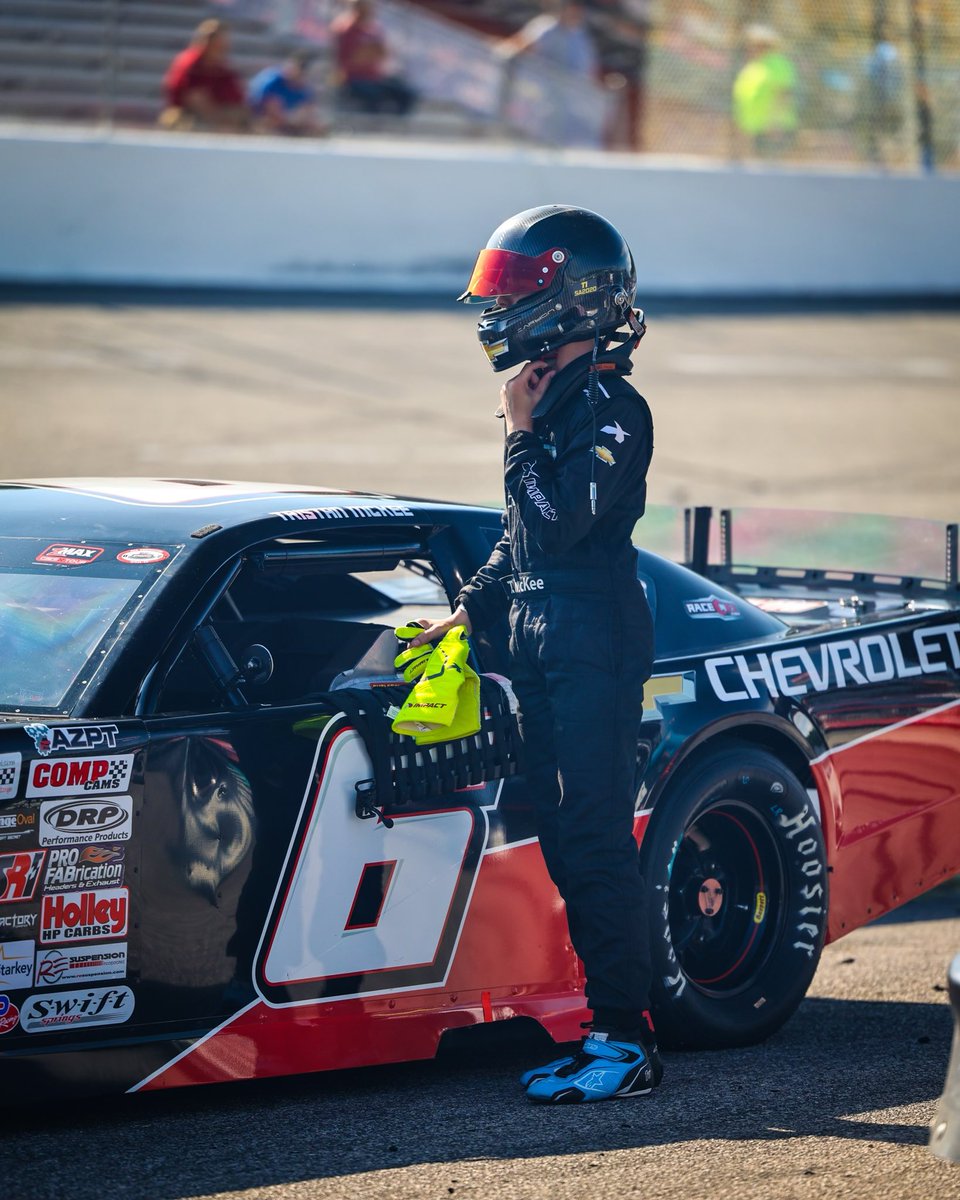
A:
[[733, 25, 798, 157]]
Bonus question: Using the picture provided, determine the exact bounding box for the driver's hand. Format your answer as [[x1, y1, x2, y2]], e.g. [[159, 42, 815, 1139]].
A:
[[501, 360, 555, 434], [405, 605, 472, 648]]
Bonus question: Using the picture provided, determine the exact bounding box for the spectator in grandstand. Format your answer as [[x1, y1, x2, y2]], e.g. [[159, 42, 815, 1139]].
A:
[[331, 0, 417, 117], [161, 19, 250, 132], [502, 1, 599, 81], [856, 25, 906, 166], [248, 49, 326, 136], [732, 24, 798, 157], [498, 2, 602, 146]]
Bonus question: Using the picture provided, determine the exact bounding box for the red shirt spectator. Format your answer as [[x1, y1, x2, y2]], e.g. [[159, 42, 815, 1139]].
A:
[[161, 19, 248, 131], [330, 0, 416, 116], [331, 0, 390, 84], [165, 45, 244, 108]]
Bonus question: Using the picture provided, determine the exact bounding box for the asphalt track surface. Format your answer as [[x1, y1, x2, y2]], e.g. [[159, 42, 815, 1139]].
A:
[[1, 301, 959, 1199], [0, 302, 958, 520]]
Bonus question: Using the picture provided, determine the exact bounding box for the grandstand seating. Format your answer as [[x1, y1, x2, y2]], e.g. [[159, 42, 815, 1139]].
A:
[[0, 0, 295, 124], [0, 0, 622, 142], [0, 0, 500, 136]]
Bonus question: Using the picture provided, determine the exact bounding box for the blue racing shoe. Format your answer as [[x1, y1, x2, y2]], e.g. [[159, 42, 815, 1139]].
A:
[[519, 1053, 577, 1089], [524, 1032, 662, 1104]]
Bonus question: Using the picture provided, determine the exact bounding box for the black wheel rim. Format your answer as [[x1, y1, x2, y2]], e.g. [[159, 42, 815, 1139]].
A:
[[667, 799, 786, 996]]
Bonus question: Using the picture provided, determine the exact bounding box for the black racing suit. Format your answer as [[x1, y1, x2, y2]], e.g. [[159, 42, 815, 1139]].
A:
[[457, 346, 655, 1033]]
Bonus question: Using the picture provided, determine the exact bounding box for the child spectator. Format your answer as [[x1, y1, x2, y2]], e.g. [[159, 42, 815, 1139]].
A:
[[248, 50, 326, 135]]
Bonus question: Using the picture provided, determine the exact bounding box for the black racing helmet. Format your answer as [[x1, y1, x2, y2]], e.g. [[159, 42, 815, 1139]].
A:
[[458, 204, 641, 372]]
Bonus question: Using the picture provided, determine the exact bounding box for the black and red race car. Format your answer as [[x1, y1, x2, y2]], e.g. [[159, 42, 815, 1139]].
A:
[[0, 479, 958, 1100]]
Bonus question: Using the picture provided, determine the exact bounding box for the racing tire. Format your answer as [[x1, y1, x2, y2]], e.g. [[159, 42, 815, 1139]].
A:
[[642, 745, 828, 1049]]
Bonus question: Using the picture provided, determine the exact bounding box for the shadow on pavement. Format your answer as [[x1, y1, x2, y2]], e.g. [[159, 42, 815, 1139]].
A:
[[0, 994, 952, 1199]]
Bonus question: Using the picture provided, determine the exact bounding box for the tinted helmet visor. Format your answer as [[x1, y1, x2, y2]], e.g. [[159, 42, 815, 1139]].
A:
[[458, 247, 567, 303]]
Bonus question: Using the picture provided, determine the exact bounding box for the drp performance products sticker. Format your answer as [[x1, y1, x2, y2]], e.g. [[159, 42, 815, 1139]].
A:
[[38, 796, 133, 846]]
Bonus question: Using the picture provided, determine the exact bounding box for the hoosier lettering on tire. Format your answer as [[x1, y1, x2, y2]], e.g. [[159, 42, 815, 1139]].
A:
[[642, 745, 828, 1050]]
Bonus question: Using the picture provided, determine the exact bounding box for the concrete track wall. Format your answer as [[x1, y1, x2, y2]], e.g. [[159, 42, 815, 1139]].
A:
[[2, 125, 959, 295]]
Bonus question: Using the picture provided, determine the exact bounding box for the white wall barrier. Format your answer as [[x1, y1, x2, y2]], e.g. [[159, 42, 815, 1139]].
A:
[[1, 126, 958, 295]]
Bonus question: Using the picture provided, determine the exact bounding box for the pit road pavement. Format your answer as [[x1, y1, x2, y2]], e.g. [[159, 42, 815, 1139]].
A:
[[1, 892, 958, 1200]]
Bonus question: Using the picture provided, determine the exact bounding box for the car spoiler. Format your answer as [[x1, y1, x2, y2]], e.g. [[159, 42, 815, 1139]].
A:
[[672, 506, 960, 602]]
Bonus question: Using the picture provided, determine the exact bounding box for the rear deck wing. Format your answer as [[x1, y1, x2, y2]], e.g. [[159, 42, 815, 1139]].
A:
[[639, 505, 960, 602]]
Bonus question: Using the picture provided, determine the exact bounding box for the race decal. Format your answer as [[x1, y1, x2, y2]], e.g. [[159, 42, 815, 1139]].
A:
[[254, 719, 494, 1007], [24, 723, 119, 757], [19, 985, 135, 1033], [0, 940, 35, 989], [26, 757, 133, 799], [34, 544, 104, 567], [39, 888, 129, 945], [0, 753, 21, 802], [0, 850, 45, 904], [38, 797, 133, 846], [34, 943, 127, 988]]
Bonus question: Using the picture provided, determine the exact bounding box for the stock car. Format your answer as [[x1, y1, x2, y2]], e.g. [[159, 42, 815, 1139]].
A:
[[0, 478, 959, 1101]]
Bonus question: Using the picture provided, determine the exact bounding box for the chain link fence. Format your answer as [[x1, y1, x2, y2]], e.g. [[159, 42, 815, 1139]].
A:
[[643, 0, 960, 170]]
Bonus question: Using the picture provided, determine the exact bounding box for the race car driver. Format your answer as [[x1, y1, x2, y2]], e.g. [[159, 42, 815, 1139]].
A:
[[409, 204, 661, 1104]]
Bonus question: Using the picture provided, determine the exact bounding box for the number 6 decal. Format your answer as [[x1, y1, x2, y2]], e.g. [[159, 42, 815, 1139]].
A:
[[255, 720, 487, 1006]]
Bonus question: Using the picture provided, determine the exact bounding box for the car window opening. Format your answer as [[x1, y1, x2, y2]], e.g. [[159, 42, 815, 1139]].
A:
[[156, 550, 451, 715]]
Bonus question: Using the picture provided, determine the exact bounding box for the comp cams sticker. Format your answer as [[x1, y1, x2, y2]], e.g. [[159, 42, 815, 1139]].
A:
[[26, 757, 133, 799], [19, 985, 134, 1033], [38, 797, 133, 846]]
